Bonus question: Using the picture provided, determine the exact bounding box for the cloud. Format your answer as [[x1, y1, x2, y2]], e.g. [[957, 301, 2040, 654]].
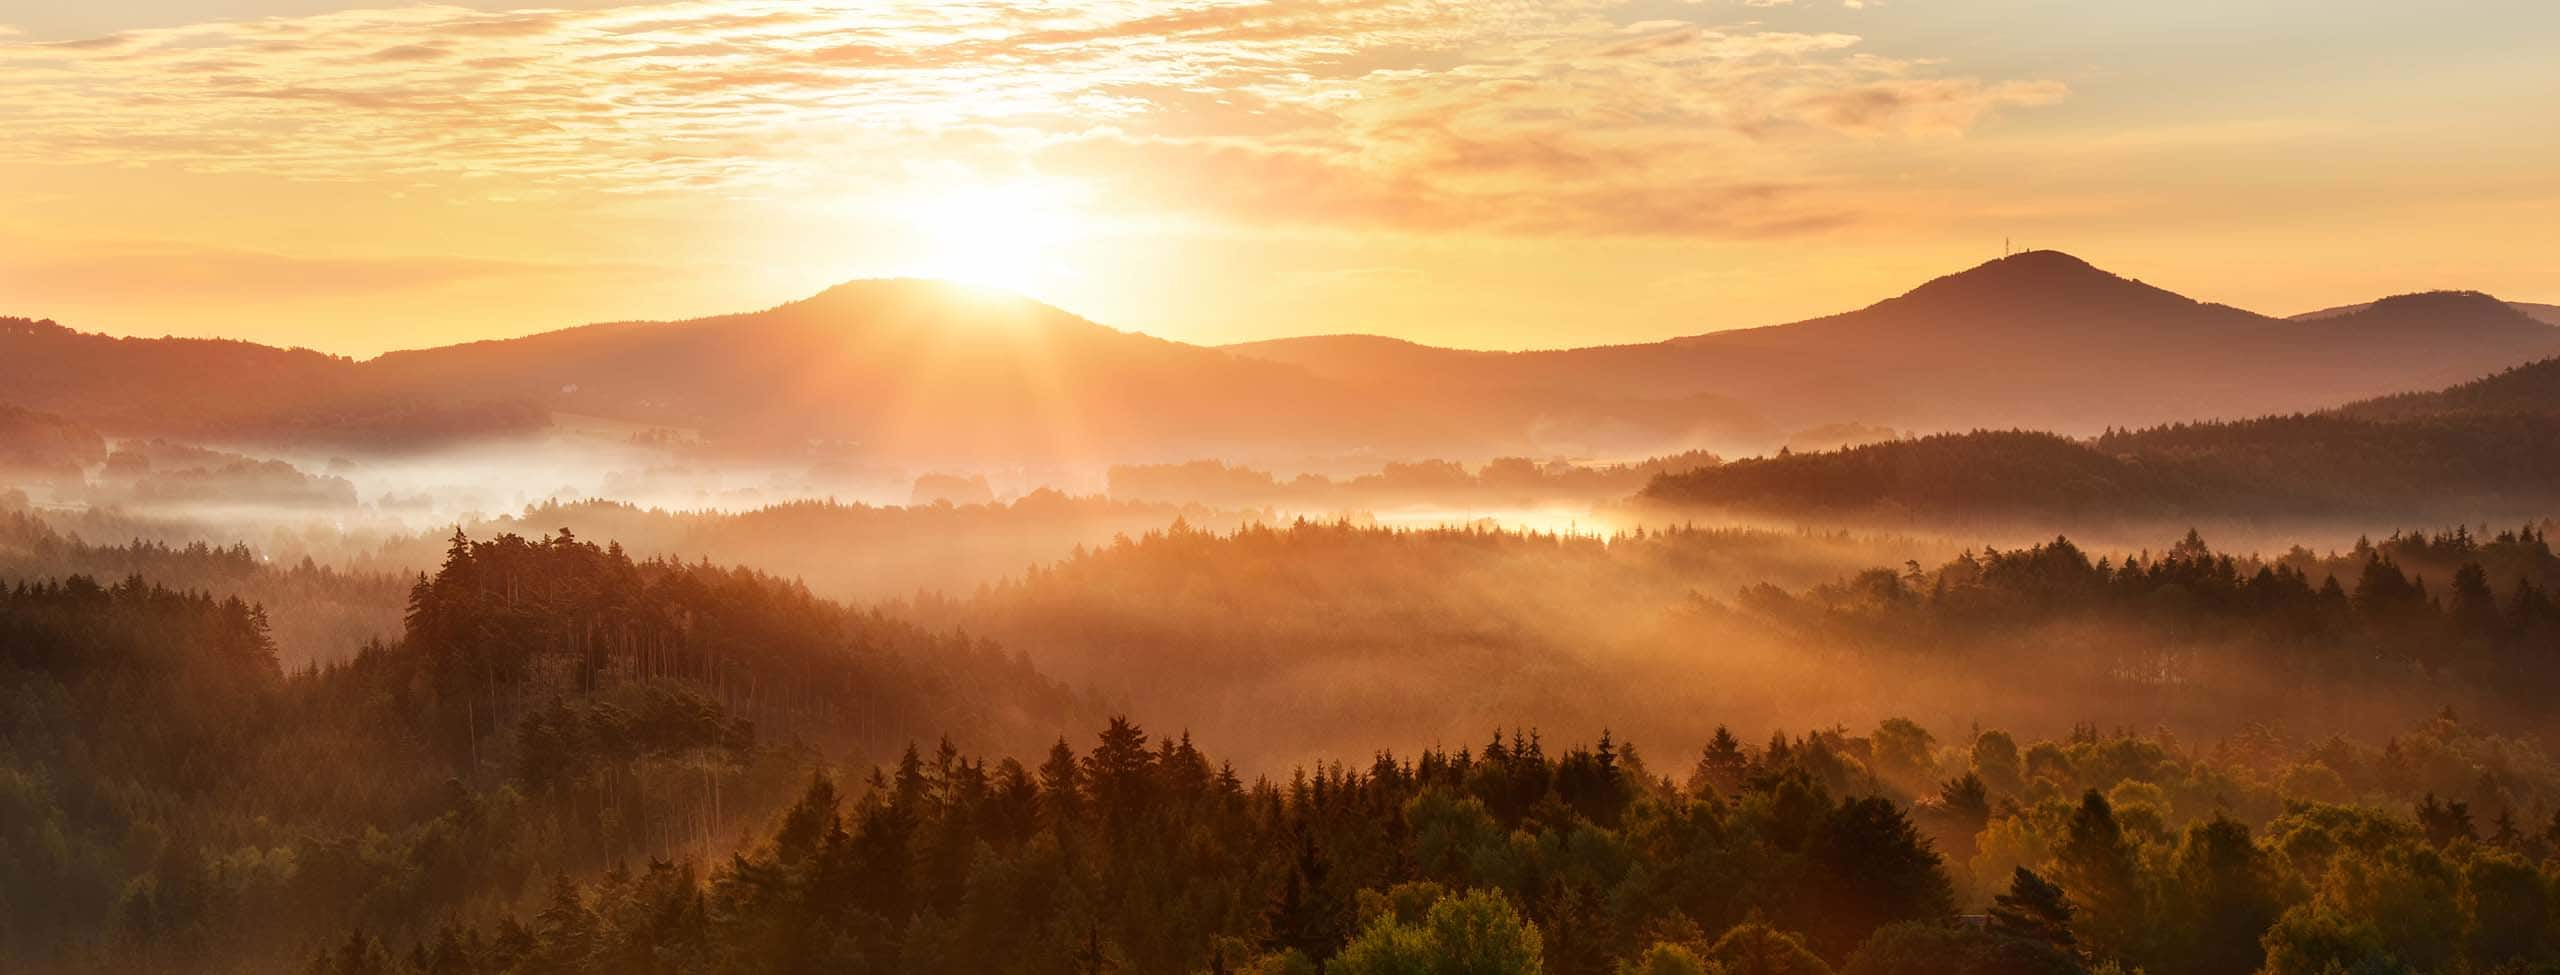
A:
[[0, 0, 2065, 238], [1793, 79, 2069, 137], [366, 43, 453, 63], [0, 239, 624, 305]]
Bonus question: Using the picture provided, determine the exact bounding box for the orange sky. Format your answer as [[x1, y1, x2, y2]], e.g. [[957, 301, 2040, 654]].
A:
[[2, 0, 2555, 357]]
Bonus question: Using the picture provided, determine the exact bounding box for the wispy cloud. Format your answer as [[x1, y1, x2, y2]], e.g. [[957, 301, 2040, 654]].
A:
[[0, 0, 2064, 237], [0, 238, 630, 303]]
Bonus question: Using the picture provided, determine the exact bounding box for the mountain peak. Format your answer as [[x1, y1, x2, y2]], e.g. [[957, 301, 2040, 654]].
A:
[[1987, 248, 2100, 273], [788, 277, 1047, 313], [1881, 249, 2192, 317], [2356, 290, 2515, 319], [755, 277, 1113, 340], [1931, 249, 2112, 287], [2308, 291, 2548, 340]]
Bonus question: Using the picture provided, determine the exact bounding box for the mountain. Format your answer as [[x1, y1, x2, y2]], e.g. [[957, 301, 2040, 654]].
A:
[[2295, 296, 2560, 326], [1, 280, 1780, 462], [8, 257, 2556, 462], [1234, 252, 2560, 437], [361, 279, 1455, 461], [0, 316, 548, 449]]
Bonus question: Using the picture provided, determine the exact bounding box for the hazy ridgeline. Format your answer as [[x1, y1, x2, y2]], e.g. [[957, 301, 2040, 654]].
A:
[[1102, 452, 1722, 511], [1, 488, 1270, 667], [1640, 356, 2560, 535]]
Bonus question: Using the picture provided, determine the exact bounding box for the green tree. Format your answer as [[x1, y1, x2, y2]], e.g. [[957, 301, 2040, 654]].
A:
[[2461, 850, 2550, 970], [2050, 792, 2144, 964], [1801, 797, 1955, 958], [1617, 942, 1719, 975], [1839, 922, 2082, 975], [1330, 889, 1543, 975], [1705, 922, 1831, 975], [2158, 816, 2278, 975], [1987, 868, 2074, 958]]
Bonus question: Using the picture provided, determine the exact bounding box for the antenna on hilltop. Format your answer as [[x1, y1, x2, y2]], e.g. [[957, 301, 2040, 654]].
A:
[[2004, 237, 2012, 257]]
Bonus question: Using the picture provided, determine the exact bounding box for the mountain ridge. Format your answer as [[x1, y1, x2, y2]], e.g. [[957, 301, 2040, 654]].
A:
[[8, 254, 2559, 460], [1231, 251, 2560, 436]]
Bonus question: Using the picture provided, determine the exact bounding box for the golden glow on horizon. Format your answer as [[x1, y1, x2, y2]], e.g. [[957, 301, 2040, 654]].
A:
[[895, 178, 1087, 297], [0, 1, 2554, 356]]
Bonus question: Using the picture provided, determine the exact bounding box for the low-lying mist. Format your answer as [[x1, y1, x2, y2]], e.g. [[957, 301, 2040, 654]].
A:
[[7, 426, 2558, 780]]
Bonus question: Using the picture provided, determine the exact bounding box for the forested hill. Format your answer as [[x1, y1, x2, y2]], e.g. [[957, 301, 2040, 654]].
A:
[[0, 531, 1096, 971], [0, 402, 106, 488], [0, 317, 550, 450], [0, 507, 408, 665], [1640, 353, 2560, 525], [2335, 355, 2560, 420], [403, 530, 1092, 751]]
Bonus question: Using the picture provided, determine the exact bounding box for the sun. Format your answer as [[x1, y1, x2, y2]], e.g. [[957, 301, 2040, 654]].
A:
[[899, 177, 1085, 295]]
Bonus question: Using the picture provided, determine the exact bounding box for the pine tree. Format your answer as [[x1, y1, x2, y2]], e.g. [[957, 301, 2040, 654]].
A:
[[2053, 790, 2144, 962], [1989, 867, 2076, 955]]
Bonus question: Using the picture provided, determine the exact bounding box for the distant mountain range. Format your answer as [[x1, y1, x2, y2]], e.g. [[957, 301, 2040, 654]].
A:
[[1232, 252, 2560, 438], [3, 253, 2554, 462]]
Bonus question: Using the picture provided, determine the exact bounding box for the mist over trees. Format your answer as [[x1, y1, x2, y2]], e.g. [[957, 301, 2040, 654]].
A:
[[0, 531, 1099, 970], [1105, 452, 1722, 510], [0, 403, 106, 493], [1643, 353, 2560, 528]]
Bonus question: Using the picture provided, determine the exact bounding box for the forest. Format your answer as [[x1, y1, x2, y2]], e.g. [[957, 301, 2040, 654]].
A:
[[888, 518, 2560, 766], [6, 513, 2560, 973], [0, 530, 1100, 971]]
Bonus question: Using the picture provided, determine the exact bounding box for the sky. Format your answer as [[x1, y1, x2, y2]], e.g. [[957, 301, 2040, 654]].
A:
[[1, 0, 2555, 357]]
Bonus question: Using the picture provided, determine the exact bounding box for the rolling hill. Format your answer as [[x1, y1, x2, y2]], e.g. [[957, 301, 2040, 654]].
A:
[[2, 281, 1775, 462], [2335, 355, 2560, 420], [1640, 350, 2560, 526], [2295, 296, 2560, 326], [0, 316, 547, 450], [358, 279, 1453, 461], [5, 255, 2554, 463], [1234, 251, 2560, 436]]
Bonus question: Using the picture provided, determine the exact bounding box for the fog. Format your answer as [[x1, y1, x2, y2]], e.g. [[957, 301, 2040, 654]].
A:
[[12, 427, 2550, 774]]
